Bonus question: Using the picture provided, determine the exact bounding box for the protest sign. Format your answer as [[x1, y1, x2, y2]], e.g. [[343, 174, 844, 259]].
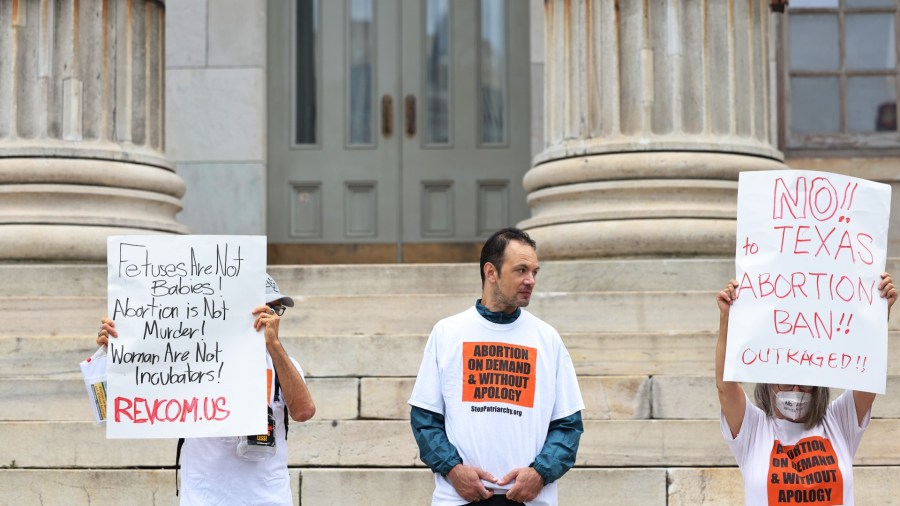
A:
[[725, 170, 892, 393], [106, 235, 267, 438]]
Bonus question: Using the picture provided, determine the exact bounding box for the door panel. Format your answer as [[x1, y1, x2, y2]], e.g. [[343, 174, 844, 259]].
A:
[[401, 0, 529, 243], [269, 0, 402, 244]]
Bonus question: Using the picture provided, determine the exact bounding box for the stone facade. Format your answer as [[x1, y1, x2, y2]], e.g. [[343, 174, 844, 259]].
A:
[[166, 0, 267, 236]]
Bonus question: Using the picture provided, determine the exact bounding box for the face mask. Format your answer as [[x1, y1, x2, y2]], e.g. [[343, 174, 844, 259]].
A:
[[775, 391, 812, 421]]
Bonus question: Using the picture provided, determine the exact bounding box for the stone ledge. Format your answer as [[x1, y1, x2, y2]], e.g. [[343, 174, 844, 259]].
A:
[[7, 332, 900, 378], [299, 467, 667, 505], [360, 376, 651, 420], [5, 419, 900, 468], [4, 466, 898, 505], [0, 291, 736, 337], [0, 469, 298, 506], [653, 375, 900, 420], [667, 466, 900, 505], [3, 258, 900, 296], [0, 377, 357, 422], [10, 374, 900, 424]]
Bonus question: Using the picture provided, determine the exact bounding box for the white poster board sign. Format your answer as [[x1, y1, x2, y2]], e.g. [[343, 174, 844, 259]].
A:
[[106, 235, 268, 438], [725, 170, 892, 394]]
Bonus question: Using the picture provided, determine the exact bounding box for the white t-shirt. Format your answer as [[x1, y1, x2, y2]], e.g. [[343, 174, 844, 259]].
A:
[[180, 354, 303, 506], [721, 390, 870, 506], [409, 307, 585, 506]]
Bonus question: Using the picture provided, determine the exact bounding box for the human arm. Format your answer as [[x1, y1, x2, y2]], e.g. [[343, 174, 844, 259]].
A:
[[852, 272, 897, 426], [496, 410, 583, 502], [253, 305, 316, 422], [410, 405, 496, 501], [716, 280, 746, 438]]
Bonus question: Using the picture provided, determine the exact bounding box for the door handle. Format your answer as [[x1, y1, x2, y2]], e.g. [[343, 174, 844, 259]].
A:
[[404, 95, 416, 137], [381, 94, 393, 138]]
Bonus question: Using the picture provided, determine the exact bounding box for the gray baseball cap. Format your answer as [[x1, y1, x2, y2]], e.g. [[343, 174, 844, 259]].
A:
[[265, 273, 295, 307]]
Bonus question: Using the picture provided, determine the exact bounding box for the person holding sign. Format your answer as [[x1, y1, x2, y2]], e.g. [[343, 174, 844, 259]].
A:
[[409, 228, 585, 506], [716, 273, 897, 505], [98, 273, 316, 505]]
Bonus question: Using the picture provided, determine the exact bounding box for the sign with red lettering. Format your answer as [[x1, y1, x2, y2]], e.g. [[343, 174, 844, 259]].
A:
[[725, 170, 891, 393], [106, 235, 268, 438]]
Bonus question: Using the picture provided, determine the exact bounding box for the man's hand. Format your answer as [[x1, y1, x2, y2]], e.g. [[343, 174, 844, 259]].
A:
[[447, 464, 496, 502], [497, 467, 544, 503], [97, 317, 117, 346], [252, 305, 281, 349]]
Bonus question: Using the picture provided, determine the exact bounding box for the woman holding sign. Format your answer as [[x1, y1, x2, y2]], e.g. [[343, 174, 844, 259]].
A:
[[716, 272, 896, 505]]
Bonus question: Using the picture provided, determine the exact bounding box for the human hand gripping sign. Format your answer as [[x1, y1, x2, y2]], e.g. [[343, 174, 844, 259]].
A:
[[252, 304, 282, 350]]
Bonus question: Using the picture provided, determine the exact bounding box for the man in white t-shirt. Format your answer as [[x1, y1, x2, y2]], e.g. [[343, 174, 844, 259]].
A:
[[409, 228, 585, 506], [98, 274, 316, 505]]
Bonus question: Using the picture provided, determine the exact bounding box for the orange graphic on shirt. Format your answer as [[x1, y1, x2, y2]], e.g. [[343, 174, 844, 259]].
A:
[[767, 436, 843, 505], [462, 342, 536, 408]]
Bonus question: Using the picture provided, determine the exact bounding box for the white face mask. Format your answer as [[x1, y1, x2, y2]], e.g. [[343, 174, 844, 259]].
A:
[[775, 391, 812, 421]]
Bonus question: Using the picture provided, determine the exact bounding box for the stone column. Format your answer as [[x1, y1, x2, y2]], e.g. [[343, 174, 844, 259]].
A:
[[520, 0, 788, 258], [0, 0, 186, 261]]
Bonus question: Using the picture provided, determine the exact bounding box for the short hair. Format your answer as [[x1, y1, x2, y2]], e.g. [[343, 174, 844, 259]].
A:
[[479, 228, 537, 286], [754, 383, 830, 430]]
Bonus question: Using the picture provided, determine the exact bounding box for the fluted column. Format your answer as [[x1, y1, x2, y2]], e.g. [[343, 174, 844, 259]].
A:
[[520, 0, 788, 258], [0, 0, 186, 261]]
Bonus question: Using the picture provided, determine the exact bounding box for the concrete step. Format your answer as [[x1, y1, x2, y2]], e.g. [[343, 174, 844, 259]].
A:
[[0, 259, 744, 297], [359, 375, 652, 421], [10, 373, 900, 425], [666, 466, 900, 505], [3, 467, 900, 506], [652, 375, 900, 420], [5, 419, 900, 468], [0, 469, 182, 506], [5, 294, 898, 340], [299, 468, 668, 505], [8, 331, 900, 379], [356, 375, 900, 421], [0, 377, 360, 422], [0, 375, 650, 422], [0, 290, 736, 337], [302, 467, 900, 506], [0, 332, 721, 379], [6, 258, 900, 297]]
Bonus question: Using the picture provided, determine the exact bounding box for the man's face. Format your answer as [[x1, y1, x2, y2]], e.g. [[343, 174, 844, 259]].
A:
[[488, 240, 539, 311]]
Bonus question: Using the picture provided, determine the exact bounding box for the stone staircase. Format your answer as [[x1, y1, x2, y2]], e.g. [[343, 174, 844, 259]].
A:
[[2, 259, 899, 505]]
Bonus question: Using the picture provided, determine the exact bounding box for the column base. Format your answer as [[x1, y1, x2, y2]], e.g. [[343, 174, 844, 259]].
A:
[[0, 157, 188, 261], [0, 225, 185, 262], [522, 219, 738, 259], [519, 151, 788, 258]]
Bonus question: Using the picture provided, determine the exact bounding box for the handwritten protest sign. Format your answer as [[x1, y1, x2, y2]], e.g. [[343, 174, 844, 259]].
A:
[[106, 235, 267, 438], [725, 170, 892, 393]]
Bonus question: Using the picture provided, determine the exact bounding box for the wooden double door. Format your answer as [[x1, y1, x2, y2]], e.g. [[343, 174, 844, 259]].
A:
[[267, 0, 530, 262]]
